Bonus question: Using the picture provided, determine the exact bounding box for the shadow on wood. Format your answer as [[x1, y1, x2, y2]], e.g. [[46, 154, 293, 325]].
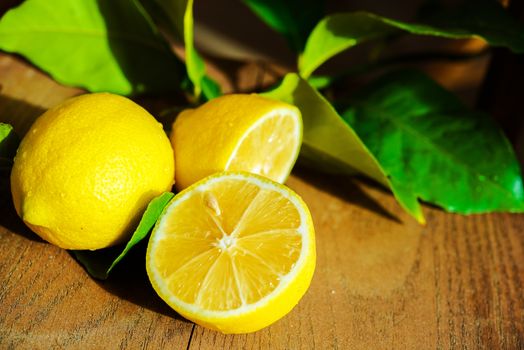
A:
[[0, 93, 46, 136], [0, 178, 43, 243], [87, 241, 192, 324], [293, 165, 402, 223]]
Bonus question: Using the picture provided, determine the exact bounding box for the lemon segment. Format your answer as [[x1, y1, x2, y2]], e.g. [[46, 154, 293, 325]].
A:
[[146, 172, 315, 334], [171, 94, 302, 190]]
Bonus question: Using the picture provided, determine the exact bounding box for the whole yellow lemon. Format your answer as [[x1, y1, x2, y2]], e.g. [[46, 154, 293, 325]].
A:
[[10, 93, 175, 250]]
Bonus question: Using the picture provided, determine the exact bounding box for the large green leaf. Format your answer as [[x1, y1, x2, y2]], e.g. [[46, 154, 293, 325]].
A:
[[73, 192, 174, 280], [339, 70, 524, 214], [153, 0, 220, 100], [300, 3, 524, 78], [263, 73, 425, 222], [242, 0, 324, 52], [0, 0, 185, 95]]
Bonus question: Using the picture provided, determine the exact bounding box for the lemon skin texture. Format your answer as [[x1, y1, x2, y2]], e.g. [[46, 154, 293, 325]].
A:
[[10, 93, 175, 250]]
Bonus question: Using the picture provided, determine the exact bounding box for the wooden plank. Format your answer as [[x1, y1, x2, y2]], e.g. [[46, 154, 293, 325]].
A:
[[1, 53, 523, 349]]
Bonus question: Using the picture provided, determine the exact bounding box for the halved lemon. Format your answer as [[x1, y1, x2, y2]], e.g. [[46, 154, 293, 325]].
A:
[[146, 172, 316, 334], [170, 94, 302, 190]]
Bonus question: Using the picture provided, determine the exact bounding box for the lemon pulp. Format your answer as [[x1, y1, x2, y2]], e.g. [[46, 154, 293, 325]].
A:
[[147, 172, 315, 333]]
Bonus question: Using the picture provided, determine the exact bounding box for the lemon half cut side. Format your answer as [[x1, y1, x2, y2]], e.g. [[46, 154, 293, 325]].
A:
[[224, 105, 302, 183], [146, 171, 316, 334], [171, 94, 302, 190]]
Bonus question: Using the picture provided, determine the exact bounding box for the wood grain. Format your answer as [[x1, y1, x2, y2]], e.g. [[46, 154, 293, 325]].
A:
[[1, 52, 523, 349]]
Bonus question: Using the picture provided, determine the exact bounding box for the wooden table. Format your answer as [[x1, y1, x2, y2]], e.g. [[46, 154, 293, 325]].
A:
[[1, 52, 523, 349]]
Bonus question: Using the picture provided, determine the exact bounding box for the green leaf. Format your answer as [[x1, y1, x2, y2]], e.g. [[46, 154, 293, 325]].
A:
[[420, 0, 524, 51], [242, 0, 324, 52], [0, 123, 17, 157], [306, 74, 336, 90], [0, 123, 18, 170], [299, 12, 395, 78], [153, 0, 220, 100], [0, 0, 185, 95], [339, 70, 524, 215], [262, 73, 425, 223], [73, 192, 175, 280], [300, 4, 524, 78], [201, 75, 222, 100]]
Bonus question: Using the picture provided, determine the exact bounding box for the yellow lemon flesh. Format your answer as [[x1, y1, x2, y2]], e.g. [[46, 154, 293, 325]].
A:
[[10, 93, 175, 250], [146, 171, 316, 334], [171, 94, 302, 190]]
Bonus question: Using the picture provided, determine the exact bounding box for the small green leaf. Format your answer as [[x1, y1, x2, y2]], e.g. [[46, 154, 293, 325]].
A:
[[0, 124, 12, 141], [73, 192, 175, 280], [0, 123, 17, 156], [300, 4, 524, 78], [0, 123, 18, 170], [306, 74, 336, 90], [339, 70, 524, 215], [182, 0, 205, 98], [153, 0, 221, 100], [262, 73, 425, 223], [201, 75, 222, 100], [242, 0, 324, 52], [0, 0, 185, 95]]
